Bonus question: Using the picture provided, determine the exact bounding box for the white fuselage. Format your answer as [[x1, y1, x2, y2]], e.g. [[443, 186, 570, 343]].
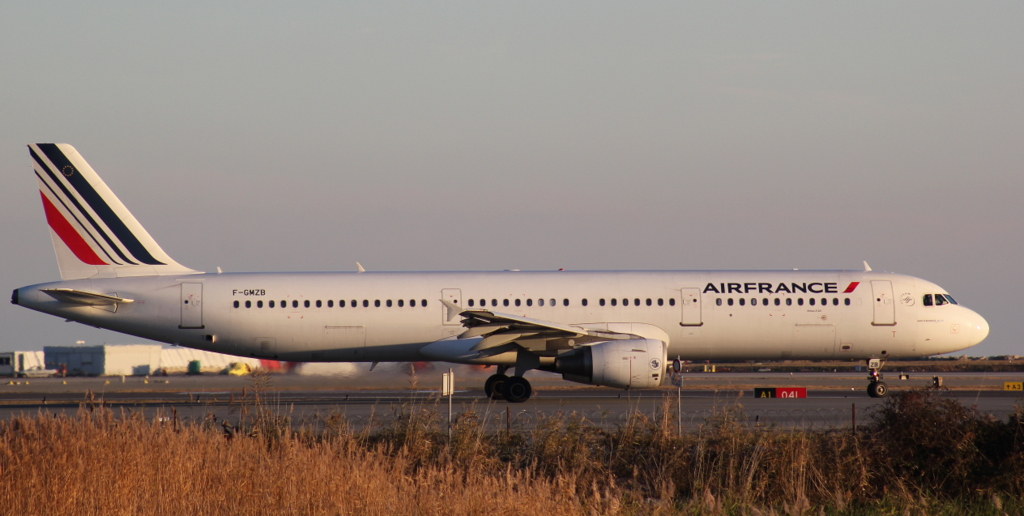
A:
[[14, 269, 989, 365]]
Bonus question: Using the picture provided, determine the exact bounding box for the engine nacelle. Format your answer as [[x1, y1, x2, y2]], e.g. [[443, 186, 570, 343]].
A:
[[554, 339, 667, 389]]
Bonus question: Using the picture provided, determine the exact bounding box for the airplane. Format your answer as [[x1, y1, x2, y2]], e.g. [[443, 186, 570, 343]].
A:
[[12, 144, 990, 401]]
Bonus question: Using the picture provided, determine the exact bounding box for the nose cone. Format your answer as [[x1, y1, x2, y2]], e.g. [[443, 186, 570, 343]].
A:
[[969, 312, 990, 347]]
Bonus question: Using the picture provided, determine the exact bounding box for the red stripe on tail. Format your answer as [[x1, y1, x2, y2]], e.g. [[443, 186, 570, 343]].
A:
[[40, 191, 108, 266]]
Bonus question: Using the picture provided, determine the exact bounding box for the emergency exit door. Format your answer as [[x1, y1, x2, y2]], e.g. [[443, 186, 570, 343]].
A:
[[180, 283, 204, 329]]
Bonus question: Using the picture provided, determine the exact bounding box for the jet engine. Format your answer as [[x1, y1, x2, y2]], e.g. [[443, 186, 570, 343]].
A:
[[553, 339, 667, 389]]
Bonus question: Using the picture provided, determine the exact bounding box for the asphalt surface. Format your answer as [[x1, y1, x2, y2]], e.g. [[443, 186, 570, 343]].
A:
[[2, 371, 1021, 431]]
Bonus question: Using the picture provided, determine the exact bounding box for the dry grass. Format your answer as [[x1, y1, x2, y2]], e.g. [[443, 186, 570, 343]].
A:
[[1, 385, 1023, 515]]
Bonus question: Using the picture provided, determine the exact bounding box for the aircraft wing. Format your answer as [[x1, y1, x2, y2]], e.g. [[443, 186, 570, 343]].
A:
[[440, 299, 657, 353]]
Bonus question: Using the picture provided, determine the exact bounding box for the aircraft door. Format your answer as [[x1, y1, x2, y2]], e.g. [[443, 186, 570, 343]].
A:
[[441, 288, 462, 325], [871, 280, 896, 326], [180, 283, 204, 329], [680, 288, 702, 326]]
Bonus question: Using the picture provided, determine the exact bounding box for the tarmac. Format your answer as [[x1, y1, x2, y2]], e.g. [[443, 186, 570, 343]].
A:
[[1, 369, 1021, 430]]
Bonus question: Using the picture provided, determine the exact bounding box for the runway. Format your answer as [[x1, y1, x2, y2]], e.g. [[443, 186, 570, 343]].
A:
[[2, 371, 1021, 431]]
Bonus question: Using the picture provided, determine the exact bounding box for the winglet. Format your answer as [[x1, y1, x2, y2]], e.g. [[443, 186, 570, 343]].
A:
[[440, 298, 463, 323], [863, 261, 872, 272], [356, 262, 365, 273]]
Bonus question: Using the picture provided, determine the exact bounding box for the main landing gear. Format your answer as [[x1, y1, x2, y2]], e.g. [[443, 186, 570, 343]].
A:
[[484, 366, 533, 403], [866, 358, 888, 398]]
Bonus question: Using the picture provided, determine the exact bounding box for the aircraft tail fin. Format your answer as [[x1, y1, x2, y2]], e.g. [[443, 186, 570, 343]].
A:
[[29, 143, 199, 280]]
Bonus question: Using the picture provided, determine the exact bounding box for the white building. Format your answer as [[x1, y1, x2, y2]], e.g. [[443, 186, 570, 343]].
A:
[[0, 351, 47, 377], [41, 344, 263, 376], [44, 345, 164, 376]]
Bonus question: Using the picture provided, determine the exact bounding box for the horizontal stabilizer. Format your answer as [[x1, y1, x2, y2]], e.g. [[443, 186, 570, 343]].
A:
[[41, 288, 134, 306]]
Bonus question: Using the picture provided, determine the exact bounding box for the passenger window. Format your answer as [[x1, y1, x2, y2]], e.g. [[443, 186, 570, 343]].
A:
[[257, 300, 263, 308], [623, 298, 629, 306], [537, 299, 544, 306], [281, 300, 286, 308], [634, 298, 640, 306], [503, 299, 510, 307], [386, 300, 393, 307], [480, 299, 486, 307], [398, 299, 404, 307], [832, 298, 838, 306], [786, 298, 792, 306], [599, 299, 606, 306], [581, 299, 588, 306], [563, 299, 569, 306], [468, 299, 475, 307], [610, 299, 617, 306], [844, 298, 850, 306], [551, 298, 556, 306], [410, 299, 416, 307], [515, 299, 521, 307], [728, 298, 734, 306], [797, 298, 804, 306], [293, 300, 299, 308], [362, 300, 369, 307], [527, 299, 533, 307], [646, 298, 652, 306], [763, 298, 769, 306], [492, 299, 498, 307], [669, 298, 676, 306], [821, 298, 827, 306], [328, 300, 334, 308], [421, 300, 428, 307], [739, 298, 746, 306], [658, 298, 664, 306], [316, 300, 322, 308], [233, 300, 239, 308], [352, 300, 358, 307], [245, 300, 251, 308], [923, 294, 933, 306], [716, 298, 722, 306], [809, 298, 815, 306], [751, 298, 757, 306], [374, 300, 380, 307]]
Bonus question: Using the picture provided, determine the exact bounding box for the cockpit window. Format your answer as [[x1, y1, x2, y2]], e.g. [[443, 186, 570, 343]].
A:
[[923, 294, 933, 306], [935, 295, 948, 306], [943, 294, 958, 305]]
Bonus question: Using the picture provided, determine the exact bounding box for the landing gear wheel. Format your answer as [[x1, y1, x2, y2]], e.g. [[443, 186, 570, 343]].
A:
[[867, 381, 888, 398], [502, 376, 532, 403], [484, 374, 508, 400]]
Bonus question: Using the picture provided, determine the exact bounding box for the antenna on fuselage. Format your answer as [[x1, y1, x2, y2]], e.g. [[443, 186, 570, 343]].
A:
[[863, 261, 872, 272]]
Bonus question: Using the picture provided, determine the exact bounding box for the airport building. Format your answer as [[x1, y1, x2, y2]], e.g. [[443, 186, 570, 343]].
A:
[[0, 351, 46, 377], [36, 345, 263, 376], [44, 345, 163, 376]]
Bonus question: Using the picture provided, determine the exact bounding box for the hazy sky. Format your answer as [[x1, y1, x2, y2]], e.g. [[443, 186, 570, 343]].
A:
[[1, 3, 1021, 357]]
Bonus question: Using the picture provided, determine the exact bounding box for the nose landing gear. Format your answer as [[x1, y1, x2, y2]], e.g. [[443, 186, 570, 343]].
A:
[[866, 358, 888, 398]]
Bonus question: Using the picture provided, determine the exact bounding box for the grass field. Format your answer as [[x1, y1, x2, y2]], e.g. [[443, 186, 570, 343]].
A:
[[1, 381, 1022, 515]]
